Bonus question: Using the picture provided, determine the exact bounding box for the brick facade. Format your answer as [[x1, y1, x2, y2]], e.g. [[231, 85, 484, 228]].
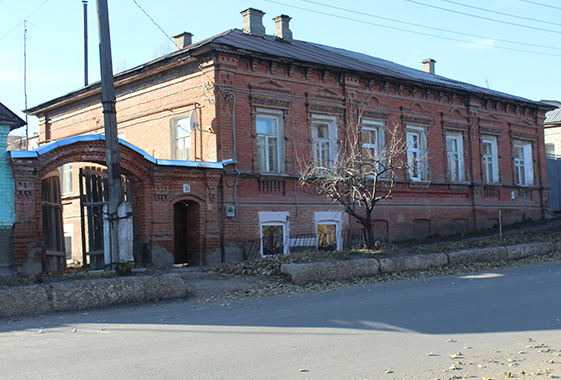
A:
[[16, 14, 552, 274]]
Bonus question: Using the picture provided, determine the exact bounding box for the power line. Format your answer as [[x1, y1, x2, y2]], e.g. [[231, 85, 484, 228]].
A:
[[401, 0, 561, 35], [0, 0, 48, 42], [262, 0, 561, 57], [437, 0, 561, 28], [130, 0, 179, 49], [298, 0, 561, 51], [517, 0, 561, 11]]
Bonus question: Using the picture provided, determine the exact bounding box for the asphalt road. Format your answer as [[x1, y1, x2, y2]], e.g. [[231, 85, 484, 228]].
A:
[[1, 261, 560, 380]]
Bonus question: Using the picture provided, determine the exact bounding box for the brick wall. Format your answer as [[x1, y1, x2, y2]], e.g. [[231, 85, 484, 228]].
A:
[[16, 46, 551, 273]]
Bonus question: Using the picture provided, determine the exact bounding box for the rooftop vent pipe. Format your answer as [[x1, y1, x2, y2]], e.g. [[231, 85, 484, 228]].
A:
[[241, 8, 266, 37]]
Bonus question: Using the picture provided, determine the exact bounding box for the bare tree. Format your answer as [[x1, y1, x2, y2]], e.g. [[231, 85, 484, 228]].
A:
[[299, 122, 417, 249]]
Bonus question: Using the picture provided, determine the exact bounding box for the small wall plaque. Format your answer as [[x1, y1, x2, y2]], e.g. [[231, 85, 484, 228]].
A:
[[183, 184, 191, 193]]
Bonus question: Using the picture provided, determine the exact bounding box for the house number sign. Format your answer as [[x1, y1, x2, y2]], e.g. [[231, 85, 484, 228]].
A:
[[183, 184, 191, 193]]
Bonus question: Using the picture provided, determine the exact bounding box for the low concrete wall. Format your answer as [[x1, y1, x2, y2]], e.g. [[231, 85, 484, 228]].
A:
[[0, 273, 186, 318], [281, 242, 558, 284], [448, 246, 507, 264], [378, 253, 448, 273], [281, 259, 380, 285]]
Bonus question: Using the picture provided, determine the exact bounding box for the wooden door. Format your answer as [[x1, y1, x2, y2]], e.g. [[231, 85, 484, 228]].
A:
[[42, 176, 67, 272]]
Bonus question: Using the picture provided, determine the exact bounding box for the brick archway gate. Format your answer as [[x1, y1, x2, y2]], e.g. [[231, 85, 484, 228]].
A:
[[10, 136, 156, 275]]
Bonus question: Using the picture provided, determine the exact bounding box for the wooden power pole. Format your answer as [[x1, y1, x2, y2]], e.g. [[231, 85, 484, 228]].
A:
[[96, 0, 123, 267]]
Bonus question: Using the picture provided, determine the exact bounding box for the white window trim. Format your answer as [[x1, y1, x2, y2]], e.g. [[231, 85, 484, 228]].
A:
[[258, 211, 289, 256], [406, 125, 427, 181], [256, 108, 284, 174], [513, 141, 533, 186], [64, 224, 73, 263], [482, 136, 499, 184], [315, 211, 342, 251], [311, 115, 338, 171], [172, 116, 192, 161], [446, 133, 465, 182]]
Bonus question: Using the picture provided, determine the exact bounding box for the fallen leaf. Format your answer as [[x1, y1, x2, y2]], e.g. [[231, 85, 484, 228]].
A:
[[382, 369, 393, 374], [299, 369, 309, 372], [447, 339, 456, 343]]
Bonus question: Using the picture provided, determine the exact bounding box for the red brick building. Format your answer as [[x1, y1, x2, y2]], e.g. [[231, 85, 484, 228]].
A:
[[13, 8, 552, 274]]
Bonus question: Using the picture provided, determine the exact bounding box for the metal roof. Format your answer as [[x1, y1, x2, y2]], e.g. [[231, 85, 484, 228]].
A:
[[546, 107, 561, 125], [11, 134, 225, 169], [0, 102, 26, 130], [26, 28, 548, 114], [208, 29, 541, 105]]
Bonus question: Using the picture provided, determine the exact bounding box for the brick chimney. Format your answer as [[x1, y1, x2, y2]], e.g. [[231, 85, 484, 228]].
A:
[[273, 14, 292, 42], [422, 58, 436, 75], [173, 32, 193, 51], [241, 8, 265, 37]]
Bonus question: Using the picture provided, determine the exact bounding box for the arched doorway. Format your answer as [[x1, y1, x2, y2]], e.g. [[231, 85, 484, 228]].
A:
[[173, 200, 200, 266]]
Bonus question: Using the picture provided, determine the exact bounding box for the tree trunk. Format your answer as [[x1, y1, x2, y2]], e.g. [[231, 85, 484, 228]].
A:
[[365, 224, 377, 249]]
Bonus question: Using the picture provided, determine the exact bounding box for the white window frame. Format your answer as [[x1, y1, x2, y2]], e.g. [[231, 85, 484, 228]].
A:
[[172, 117, 192, 160], [446, 133, 465, 182], [315, 211, 342, 251], [361, 120, 384, 174], [60, 163, 72, 196], [482, 136, 499, 184], [513, 141, 533, 186], [256, 109, 284, 174], [64, 224, 73, 262], [406, 125, 427, 181], [312, 115, 338, 171], [258, 211, 289, 256]]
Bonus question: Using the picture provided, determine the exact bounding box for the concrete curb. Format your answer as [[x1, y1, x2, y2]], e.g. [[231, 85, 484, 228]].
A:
[[281, 259, 380, 285], [0, 273, 186, 318], [378, 253, 448, 273], [281, 242, 558, 284]]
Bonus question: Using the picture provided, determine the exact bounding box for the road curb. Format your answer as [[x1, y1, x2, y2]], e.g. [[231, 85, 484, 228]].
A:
[[0, 273, 187, 318], [281, 242, 558, 284]]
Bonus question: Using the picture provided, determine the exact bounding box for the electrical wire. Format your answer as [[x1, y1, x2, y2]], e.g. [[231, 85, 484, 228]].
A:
[[437, 0, 561, 27], [298, 0, 561, 51], [0, 0, 48, 42], [517, 0, 561, 11], [130, 0, 180, 49], [263, 0, 561, 57], [401, 0, 561, 35]]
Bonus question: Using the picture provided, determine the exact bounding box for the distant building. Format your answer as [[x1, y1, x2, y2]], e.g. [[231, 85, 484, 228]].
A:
[[543, 100, 561, 158], [0, 102, 26, 278]]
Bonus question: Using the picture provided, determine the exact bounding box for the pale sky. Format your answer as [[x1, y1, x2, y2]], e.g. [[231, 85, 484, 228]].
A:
[[1, 0, 560, 136]]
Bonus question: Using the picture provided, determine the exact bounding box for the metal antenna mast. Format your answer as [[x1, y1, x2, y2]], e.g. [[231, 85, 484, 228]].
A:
[[23, 20, 29, 150]]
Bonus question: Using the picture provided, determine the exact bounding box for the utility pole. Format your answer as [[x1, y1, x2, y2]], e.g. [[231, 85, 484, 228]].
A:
[[83, 0, 89, 86], [96, 0, 123, 268]]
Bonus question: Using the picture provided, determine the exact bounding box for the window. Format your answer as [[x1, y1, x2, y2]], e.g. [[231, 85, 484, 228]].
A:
[[256, 110, 283, 173], [312, 116, 337, 171], [60, 164, 72, 196], [406, 126, 427, 181], [362, 120, 383, 174], [482, 136, 499, 183], [446, 134, 465, 182], [261, 224, 284, 256], [315, 211, 342, 251], [173, 117, 191, 160], [317, 224, 337, 251], [64, 224, 73, 262], [259, 211, 289, 256], [513, 142, 533, 186]]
